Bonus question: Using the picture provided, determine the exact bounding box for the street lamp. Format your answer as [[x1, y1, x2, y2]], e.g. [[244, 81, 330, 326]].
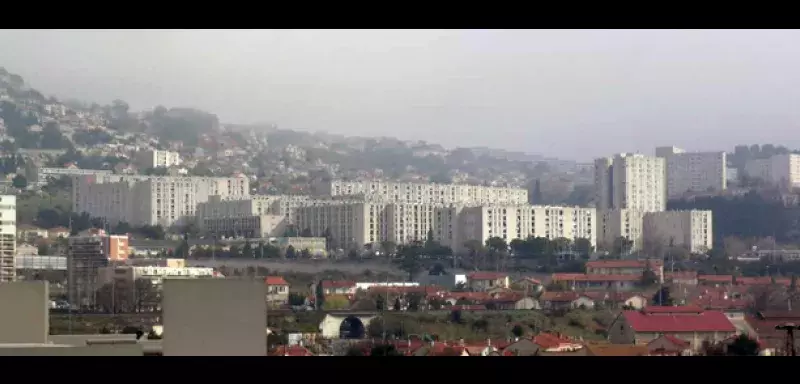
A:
[[775, 323, 800, 356]]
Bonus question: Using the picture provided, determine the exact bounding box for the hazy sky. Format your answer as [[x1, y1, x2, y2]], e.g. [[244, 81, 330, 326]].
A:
[[1, 29, 800, 161]]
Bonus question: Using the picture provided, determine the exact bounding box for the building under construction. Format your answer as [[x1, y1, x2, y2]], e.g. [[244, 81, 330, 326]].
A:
[[67, 229, 129, 308]]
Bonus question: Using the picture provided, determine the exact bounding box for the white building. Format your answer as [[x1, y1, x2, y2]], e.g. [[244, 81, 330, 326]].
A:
[[599, 209, 645, 251], [594, 153, 666, 213], [326, 180, 528, 205], [29, 167, 112, 186], [196, 194, 322, 224], [656, 146, 727, 199], [745, 154, 800, 188], [643, 210, 713, 254], [457, 205, 597, 250], [295, 202, 596, 252], [72, 174, 249, 228], [200, 215, 287, 238], [136, 150, 182, 169], [0, 195, 16, 282]]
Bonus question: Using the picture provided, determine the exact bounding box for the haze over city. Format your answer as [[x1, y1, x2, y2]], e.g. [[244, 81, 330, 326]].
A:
[[1, 29, 800, 160]]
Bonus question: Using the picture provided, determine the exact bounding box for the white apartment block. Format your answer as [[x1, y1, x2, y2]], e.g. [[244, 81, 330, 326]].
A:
[[197, 195, 344, 224], [0, 195, 16, 283], [745, 154, 800, 188], [72, 174, 249, 228], [594, 153, 666, 213], [656, 146, 727, 199], [29, 166, 112, 185], [643, 210, 713, 253], [200, 215, 287, 238], [137, 149, 182, 169], [600, 209, 645, 251], [326, 180, 528, 205], [457, 205, 597, 251]]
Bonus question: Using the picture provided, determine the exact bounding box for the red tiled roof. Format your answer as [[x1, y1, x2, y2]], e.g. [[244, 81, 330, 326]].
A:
[[662, 335, 691, 348], [322, 280, 356, 289], [642, 305, 703, 314], [586, 259, 662, 269], [552, 273, 641, 282], [368, 285, 446, 295], [468, 272, 509, 280], [265, 276, 288, 286], [623, 309, 735, 333], [737, 277, 791, 286], [270, 345, 314, 356], [444, 292, 493, 301], [698, 275, 733, 283], [533, 333, 580, 350], [516, 277, 543, 285]]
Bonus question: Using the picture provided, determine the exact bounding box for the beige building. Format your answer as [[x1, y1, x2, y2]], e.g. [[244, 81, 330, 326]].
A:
[[326, 180, 528, 205], [72, 174, 249, 228], [458, 205, 597, 251], [595, 153, 666, 213], [656, 146, 727, 199], [0, 195, 16, 282], [197, 194, 344, 224], [200, 214, 287, 238], [643, 210, 713, 253], [136, 149, 181, 169], [745, 153, 800, 188], [600, 209, 645, 251]]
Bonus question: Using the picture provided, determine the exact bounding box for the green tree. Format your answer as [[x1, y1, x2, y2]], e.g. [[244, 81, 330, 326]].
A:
[[376, 295, 385, 311], [511, 324, 526, 338], [12, 174, 27, 189], [314, 281, 326, 310], [242, 241, 254, 259], [652, 286, 673, 306], [323, 295, 350, 310], [574, 238, 593, 256], [397, 241, 423, 281], [726, 334, 760, 356]]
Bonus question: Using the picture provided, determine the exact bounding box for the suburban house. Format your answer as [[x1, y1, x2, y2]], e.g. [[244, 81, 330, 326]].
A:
[[540, 291, 595, 311], [666, 271, 698, 285], [533, 333, 584, 353], [583, 291, 648, 310], [585, 259, 664, 282], [607, 306, 736, 351], [17, 224, 49, 241], [48, 226, 71, 238], [647, 334, 692, 356], [320, 280, 357, 295], [551, 273, 640, 291], [513, 277, 543, 295], [466, 272, 510, 291], [265, 276, 290, 305], [270, 345, 314, 356], [744, 311, 800, 355]]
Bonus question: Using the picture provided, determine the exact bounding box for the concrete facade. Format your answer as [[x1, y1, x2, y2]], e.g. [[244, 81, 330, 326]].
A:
[[319, 313, 377, 339], [162, 279, 267, 356], [0, 281, 49, 344]]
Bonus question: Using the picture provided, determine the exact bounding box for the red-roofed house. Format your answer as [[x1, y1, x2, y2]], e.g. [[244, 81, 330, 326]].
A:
[[466, 272, 510, 291], [552, 273, 641, 290], [585, 259, 664, 282], [665, 271, 698, 285], [540, 291, 595, 311], [744, 311, 800, 354], [647, 334, 692, 356], [608, 306, 736, 351], [265, 276, 290, 304], [533, 333, 584, 352], [320, 280, 357, 295]]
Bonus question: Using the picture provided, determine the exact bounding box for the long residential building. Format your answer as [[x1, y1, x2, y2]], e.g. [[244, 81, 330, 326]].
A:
[[136, 149, 182, 169], [656, 146, 727, 199], [28, 166, 112, 185], [294, 202, 596, 252], [325, 180, 528, 205], [0, 195, 16, 282], [72, 174, 249, 227], [196, 194, 325, 224], [642, 210, 713, 254]]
